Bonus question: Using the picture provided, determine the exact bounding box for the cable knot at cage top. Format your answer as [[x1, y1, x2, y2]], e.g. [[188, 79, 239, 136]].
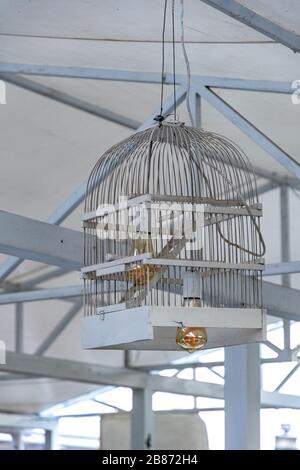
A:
[[81, 122, 266, 351]]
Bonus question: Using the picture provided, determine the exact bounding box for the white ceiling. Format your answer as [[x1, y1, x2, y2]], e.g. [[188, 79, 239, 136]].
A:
[[0, 0, 299, 413], [0, 0, 271, 41]]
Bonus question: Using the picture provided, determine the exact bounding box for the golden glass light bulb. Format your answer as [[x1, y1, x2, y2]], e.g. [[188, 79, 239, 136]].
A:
[[126, 238, 158, 287], [176, 326, 207, 353], [127, 264, 157, 286]]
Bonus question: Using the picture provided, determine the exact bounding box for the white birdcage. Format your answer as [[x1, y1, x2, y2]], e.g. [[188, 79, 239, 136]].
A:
[[81, 122, 266, 352]]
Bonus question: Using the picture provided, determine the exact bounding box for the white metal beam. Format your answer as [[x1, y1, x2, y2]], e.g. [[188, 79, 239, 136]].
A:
[[0, 65, 179, 84], [263, 281, 300, 321], [264, 261, 300, 276], [0, 413, 57, 431], [1, 352, 299, 409], [0, 210, 82, 271], [0, 351, 224, 398], [199, 0, 300, 52], [191, 392, 300, 410], [0, 64, 294, 94], [20, 267, 70, 290], [261, 391, 300, 409], [194, 77, 293, 94], [0, 285, 83, 305]]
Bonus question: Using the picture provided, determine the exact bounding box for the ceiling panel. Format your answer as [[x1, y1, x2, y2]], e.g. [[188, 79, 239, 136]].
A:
[[0, 0, 269, 42]]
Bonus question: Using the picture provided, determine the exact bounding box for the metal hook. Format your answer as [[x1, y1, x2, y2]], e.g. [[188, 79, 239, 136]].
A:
[[97, 310, 105, 321]]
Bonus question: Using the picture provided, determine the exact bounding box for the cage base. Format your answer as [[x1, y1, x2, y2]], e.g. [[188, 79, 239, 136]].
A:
[[81, 306, 266, 351]]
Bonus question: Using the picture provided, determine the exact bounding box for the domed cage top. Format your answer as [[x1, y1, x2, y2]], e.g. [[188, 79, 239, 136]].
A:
[[81, 122, 266, 351]]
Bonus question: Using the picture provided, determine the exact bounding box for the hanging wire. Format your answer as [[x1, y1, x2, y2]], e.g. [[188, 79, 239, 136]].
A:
[[172, 0, 177, 121], [156, 0, 179, 123], [156, 0, 168, 123], [180, 0, 194, 126]]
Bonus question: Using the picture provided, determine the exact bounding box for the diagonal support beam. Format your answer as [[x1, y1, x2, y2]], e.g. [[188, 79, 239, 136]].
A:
[[1, 74, 140, 130], [0, 286, 83, 305], [274, 363, 300, 392], [197, 85, 300, 180], [34, 301, 83, 355], [20, 267, 71, 290], [199, 0, 300, 52]]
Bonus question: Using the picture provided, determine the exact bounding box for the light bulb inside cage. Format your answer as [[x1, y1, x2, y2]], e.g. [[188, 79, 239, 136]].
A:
[[81, 122, 266, 352], [127, 238, 158, 287]]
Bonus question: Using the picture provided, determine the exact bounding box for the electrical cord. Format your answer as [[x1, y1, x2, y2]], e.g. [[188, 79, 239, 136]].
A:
[[180, 0, 194, 126], [194, 155, 266, 257], [156, 0, 168, 123], [172, 0, 177, 121]]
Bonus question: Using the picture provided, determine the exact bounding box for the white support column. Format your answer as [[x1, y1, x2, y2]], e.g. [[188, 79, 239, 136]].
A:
[[12, 432, 25, 450], [280, 184, 291, 350], [189, 89, 201, 128], [131, 387, 154, 450], [15, 302, 24, 353], [280, 184, 290, 288], [45, 426, 59, 450], [225, 343, 260, 450]]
